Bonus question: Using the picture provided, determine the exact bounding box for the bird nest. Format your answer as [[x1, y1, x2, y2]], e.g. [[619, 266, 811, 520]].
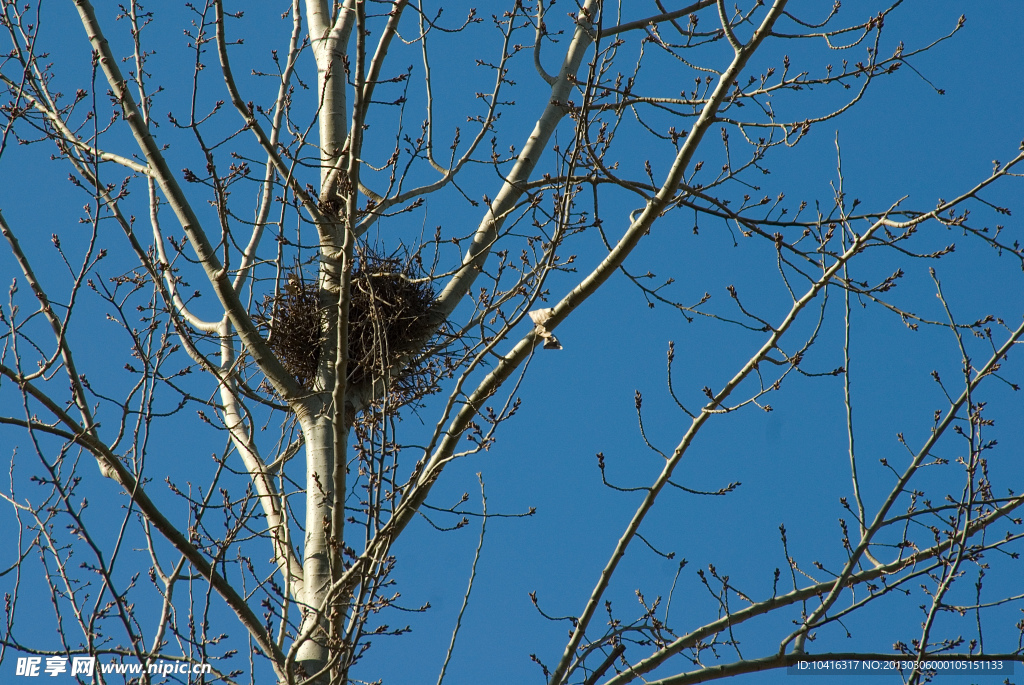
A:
[[256, 253, 438, 395]]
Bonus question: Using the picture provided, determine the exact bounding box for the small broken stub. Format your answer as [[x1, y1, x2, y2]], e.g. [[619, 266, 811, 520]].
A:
[[528, 307, 562, 350]]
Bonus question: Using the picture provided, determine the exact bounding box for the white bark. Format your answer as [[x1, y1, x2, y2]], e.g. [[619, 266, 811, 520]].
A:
[[435, 0, 604, 317]]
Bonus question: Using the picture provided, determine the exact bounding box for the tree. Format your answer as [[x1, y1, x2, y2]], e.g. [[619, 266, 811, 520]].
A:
[[2, 1, 1023, 683]]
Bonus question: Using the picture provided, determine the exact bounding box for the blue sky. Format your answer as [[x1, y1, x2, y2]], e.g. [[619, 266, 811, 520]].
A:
[[2, 2, 1023, 684]]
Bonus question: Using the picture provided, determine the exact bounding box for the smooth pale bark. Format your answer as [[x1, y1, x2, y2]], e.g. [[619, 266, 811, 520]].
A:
[[435, 0, 605, 319], [218, 325, 305, 602], [294, 1, 358, 678], [294, 405, 337, 677]]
